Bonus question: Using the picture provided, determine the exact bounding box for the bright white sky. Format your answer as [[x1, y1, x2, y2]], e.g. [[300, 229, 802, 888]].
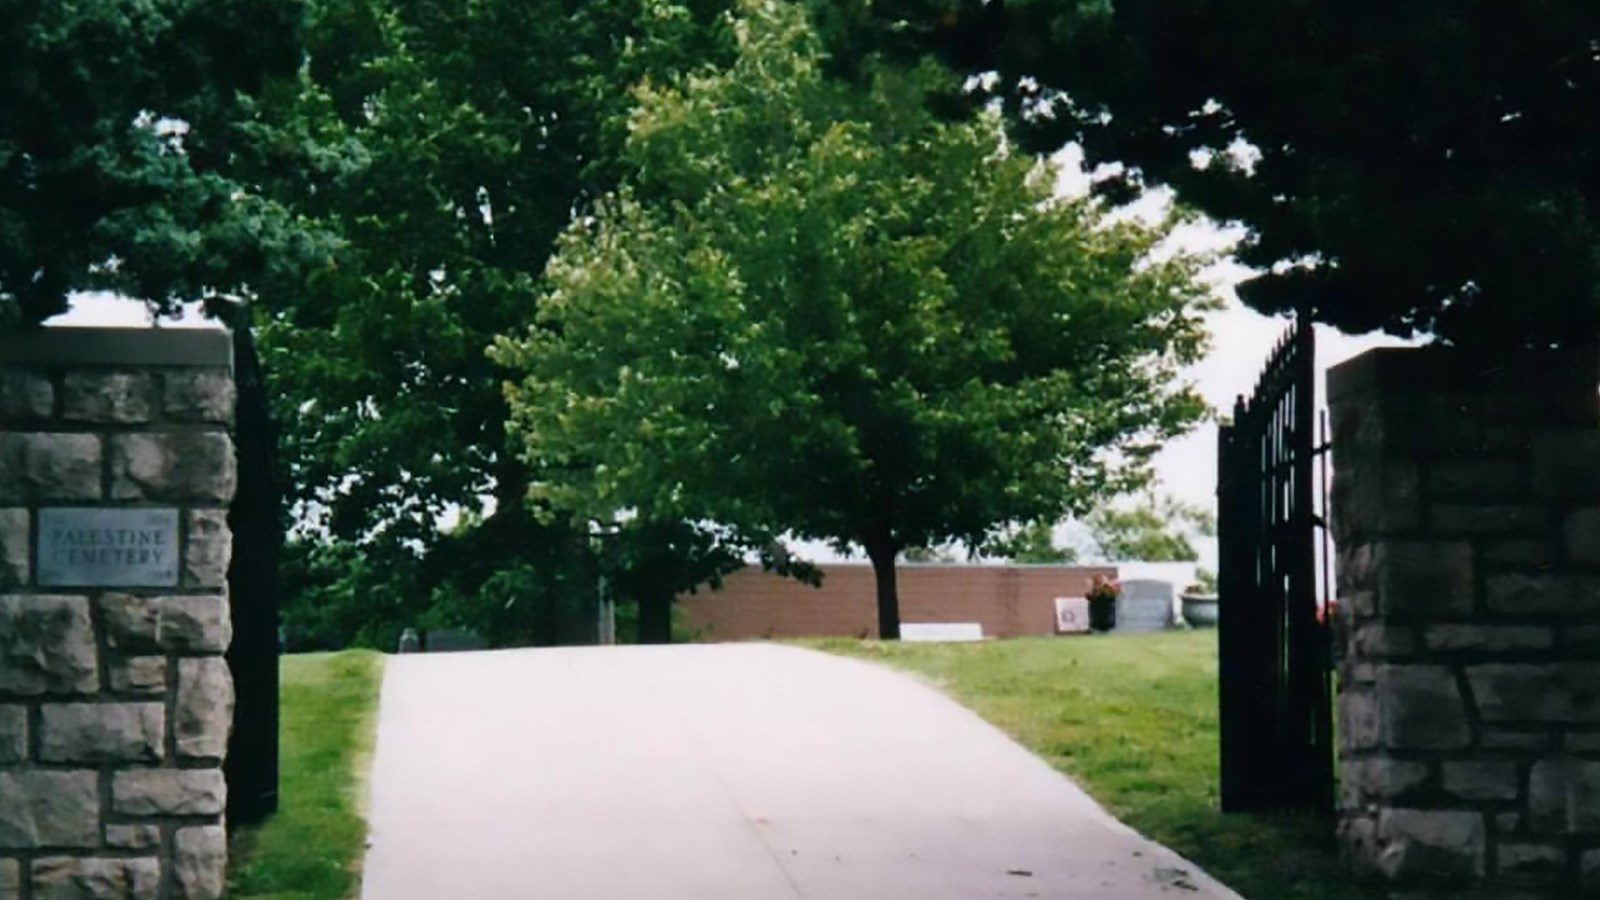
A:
[[48, 144, 1416, 569]]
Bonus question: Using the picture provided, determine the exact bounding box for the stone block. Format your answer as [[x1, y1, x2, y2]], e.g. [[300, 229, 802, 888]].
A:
[[1332, 462, 1422, 544], [1485, 573, 1600, 616], [1427, 459, 1528, 500], [0, 705, 23, 764], [0, 595, 98, 694], [1340, 758, 1429, 809], [1496, 812, 1522, 834], [183, 509, 232, 588], [109, 656, 167, 693], [0, 858, 16, 896], [106, 824, 162, 849], [0, 508, 27, 587], [0, 369, 54, 419], [1568, 662, 1600, 722], [32, 856, 160, 900], [1377, 665, 1471, 749], [109, 432, 236, 502], [1430, 504, 1549, 537], [1566, 507, 1600, 565], [163, 370, 235, 423], [1333, 394, 1482, 456], [1442, 761, 1519, 800], [1584, 849, 1600, 891], [100, 593, 230, 653], [174, 825, 227, 900], [1338, 814, 1382, 876], [1495, 843, 1566, 884], [0, 433, 101, 502], [1482, 539, 1558, 568], [1340, 689, 1381, 750], [1373, 542, 1475, 619], [113, 769, 225, 817], [1568, 625, 1600, 651], [1533, 431, 1600, 499], [0, 771, 99, 848], [176, 657, 233, 761], [1422, 625, 1555, 654], [1528, 757, 1600, 833], [1354, 625, 1416, 657], [1469, 664, 1571, 722], [1484, 389, 1600, 427], [1569, 732, 1600, 753], [39, 702, 164, 763], [1376, 808, 1485, 882], [62, 371, 155, 423], [1482, 729, 1557, 751]]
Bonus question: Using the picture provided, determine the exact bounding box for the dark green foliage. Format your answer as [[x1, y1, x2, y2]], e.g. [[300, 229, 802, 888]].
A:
[[238, 0, 742, 644], [914, 1, 1600, 349], [0, 0, 316, 329]]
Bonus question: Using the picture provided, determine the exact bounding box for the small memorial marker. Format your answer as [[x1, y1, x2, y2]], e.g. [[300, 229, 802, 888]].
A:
[[37, 508, 180, 588], [901, 622, 983, 642], [1054, 596, 1090, 634]]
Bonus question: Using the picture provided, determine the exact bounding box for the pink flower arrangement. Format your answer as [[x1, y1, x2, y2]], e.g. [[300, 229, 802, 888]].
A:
[[1086, 574, 1121, 604]]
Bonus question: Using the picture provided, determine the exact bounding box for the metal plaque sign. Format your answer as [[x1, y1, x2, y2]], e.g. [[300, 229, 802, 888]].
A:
[[37, 508, 180, 588]]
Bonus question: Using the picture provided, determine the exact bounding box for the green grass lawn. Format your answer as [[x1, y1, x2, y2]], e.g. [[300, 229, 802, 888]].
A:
[[803, 631, 1390, 900], [229, 650, 386, 900]]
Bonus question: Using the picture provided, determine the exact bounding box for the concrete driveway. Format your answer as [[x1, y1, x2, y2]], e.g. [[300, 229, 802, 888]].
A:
[[359, 643, 1243, 899]]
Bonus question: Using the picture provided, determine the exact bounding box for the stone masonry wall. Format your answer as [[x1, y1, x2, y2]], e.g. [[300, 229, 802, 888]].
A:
[[1330, 346, 1600, 893], [0, 329, 236, 900]]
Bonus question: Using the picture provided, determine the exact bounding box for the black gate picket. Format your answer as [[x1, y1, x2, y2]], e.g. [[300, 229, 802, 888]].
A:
[[224, 316, 282, 826], [1216, 317, 1334, 814]]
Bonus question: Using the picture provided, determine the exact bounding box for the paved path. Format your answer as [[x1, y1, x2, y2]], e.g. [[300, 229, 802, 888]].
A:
[[360, 644, 1243, 899]]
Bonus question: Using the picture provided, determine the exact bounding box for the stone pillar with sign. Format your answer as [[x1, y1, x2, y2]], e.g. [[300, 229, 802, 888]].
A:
[[0, 328, 236, 900]]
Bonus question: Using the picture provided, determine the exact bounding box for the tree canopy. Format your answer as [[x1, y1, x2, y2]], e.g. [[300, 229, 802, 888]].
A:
[[223, 0, 739, 646], [495, 3, 1215, 638], [1, 0, 314, 329], [913, 0, 1600, 349]]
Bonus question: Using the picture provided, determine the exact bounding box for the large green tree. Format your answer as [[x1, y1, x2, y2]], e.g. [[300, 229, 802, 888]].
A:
[[231, 0, 739, 645], [1, 0, 313, 329], [495, 2, 1215, 639], [911, 1, 1600, 348]]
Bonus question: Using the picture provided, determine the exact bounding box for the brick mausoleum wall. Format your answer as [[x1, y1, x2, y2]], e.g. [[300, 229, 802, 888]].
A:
[[1330, 346, 1600, 893], [678, 563, 1116, 640], [0, 329, 237, 900]]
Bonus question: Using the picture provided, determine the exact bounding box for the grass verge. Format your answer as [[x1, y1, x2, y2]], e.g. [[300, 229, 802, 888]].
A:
[[229, 650, 386, 900], [803, 631, 1386, 900]]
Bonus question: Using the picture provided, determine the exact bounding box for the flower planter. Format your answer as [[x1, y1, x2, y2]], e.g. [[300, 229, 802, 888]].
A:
[[1181, 592, 1219, 628], [1088, 596, 1117, 632]]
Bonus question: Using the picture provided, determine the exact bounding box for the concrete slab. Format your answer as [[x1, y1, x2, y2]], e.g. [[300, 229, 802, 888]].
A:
[[359, 643, 1243, 899]]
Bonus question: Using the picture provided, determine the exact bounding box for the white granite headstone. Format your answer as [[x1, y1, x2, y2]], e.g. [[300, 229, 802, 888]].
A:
[[902, 622, 984, 642], [1116, 579, 1175, 633], [1054, 596, 1090, 634]]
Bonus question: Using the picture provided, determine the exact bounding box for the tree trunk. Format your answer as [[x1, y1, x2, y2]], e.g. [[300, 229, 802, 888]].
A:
[[638, 589, 673, 645], [865, 541, 902, 640]]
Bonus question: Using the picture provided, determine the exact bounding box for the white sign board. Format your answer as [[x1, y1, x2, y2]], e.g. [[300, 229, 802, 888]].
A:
[[902, 622, 984, 642], [1116, 579, 1176, 633], [37, 507, 180, 588], [1054, 596, 1090, 634]]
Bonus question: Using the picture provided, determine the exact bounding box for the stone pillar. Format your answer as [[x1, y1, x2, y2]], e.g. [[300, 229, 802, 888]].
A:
[[1330, 345, 1600, 893], [0, 328, 236, 900]]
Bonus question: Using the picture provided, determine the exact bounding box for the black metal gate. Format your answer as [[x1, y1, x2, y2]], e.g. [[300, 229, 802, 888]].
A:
[[1216, 316, 1334, 814], [224, 315, 282, 826]]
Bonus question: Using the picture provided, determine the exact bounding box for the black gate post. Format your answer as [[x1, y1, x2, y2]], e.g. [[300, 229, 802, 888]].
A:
[[1216, 318, 1334, 815], [224, 315, 282, 826]]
